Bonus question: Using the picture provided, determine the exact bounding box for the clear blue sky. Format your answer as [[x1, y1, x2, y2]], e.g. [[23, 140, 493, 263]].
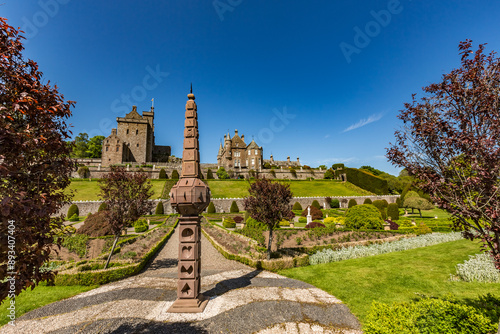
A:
[[3, 1, 500, 175]]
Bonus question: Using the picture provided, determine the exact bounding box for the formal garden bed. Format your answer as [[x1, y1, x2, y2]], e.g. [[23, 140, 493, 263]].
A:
[[44, 215, 178, 285]]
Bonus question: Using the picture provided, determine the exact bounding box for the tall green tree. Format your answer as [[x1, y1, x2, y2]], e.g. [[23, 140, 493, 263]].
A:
[[86, 135, 105, 158], [72, 132, 89, 158], [243, 179, 294, 259], [0, 18, 75, 301]]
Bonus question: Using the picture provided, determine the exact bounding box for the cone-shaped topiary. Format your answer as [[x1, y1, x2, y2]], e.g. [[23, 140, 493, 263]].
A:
[[158, 168, 167, 179], [67, 204, 79, 219], [207, 202, 216, 213], [206, 169, 214, 179], [292, 202, 303, 210], [171, 169, 179, 179], [230, 201, 239, 213], [348, 199, 357, 208], [155, 201, 164, 215], [311, 200, 321, 210], [387, 203, 400, 220], [98, 202, 107, 212], [363, 198, 372, 204]]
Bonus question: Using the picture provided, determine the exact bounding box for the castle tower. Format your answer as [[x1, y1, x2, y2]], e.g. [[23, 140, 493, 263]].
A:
[[168, 87, 210, 313], [224, 132, 232, 160]]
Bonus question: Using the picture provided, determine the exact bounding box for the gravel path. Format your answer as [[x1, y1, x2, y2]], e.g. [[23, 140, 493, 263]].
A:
[[1, 225, 362, 334]]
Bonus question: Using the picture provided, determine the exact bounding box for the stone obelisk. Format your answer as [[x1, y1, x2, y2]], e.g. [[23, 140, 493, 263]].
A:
[[168, 86, 210, 313]]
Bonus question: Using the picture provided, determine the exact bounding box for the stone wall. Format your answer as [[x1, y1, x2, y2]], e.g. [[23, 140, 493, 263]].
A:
[[57, 195, 400, 217], [72, 164, 327, 180]]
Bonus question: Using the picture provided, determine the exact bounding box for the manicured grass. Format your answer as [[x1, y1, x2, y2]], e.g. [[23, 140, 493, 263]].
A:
[[279, 239, 500, 326], [65, 179, 166, 201], [206, 180, 373, 198], [402, 206, 452, 219], [0, 282, 98, 327]]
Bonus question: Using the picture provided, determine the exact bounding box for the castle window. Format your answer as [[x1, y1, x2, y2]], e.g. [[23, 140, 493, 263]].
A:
[[251, 158, 255, 165], [116, 147, 119, 152], [126, 129, 129, 134], [248, 150, 251, 155], [117, 140, 119, 143], [136, 129, 138, 135], [107, 140, 109, 143], [255, 149, 258, 155], [137, 144, 139, 147], [106, 147, 108, 152]]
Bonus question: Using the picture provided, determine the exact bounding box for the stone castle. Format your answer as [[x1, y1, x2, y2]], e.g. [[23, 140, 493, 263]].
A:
[[101, 106, 170, 167], [216, 129, 301, 170], [217, 130, 263, 170]]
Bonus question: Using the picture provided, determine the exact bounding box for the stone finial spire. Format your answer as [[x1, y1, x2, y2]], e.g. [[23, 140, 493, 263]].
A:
[[181, 89, 200, 178]]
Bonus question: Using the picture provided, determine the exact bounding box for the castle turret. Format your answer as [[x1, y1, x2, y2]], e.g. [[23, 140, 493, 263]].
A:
[[224, 132, 232, 159]]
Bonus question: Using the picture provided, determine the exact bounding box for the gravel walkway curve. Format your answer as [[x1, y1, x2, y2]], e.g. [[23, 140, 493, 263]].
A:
[[1, 226, 362, 334]]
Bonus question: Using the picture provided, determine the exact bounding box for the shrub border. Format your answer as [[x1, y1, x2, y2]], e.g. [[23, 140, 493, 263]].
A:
[[54, 219, 178, 286], [201, 226, 309, 272]]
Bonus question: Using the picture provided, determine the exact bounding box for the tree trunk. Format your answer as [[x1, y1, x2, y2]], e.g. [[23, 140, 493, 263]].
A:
[[419, 209, 422, 218], [105, 234, 120, 269], [267, 227, 273, 260], [411, 208, 414, 214]]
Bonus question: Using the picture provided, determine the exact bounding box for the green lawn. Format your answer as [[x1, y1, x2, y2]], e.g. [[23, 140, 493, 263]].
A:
[[0, 283, 98, 327], [279, 239, 500, 326], [206, 180, 372, 198], [65, 179, 166, 201], [402, 207, 452, 219]]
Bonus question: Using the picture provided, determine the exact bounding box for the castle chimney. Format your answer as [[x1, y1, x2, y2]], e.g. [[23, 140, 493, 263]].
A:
[[235, 129, 238, 136], [241, 134, 244, 141], [287, 156, 290, 163], [297, 157, 300, 164], [111, 128, 117, 135], [270, 154, 274, 162]]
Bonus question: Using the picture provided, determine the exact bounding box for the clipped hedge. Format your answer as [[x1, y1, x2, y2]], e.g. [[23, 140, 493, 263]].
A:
[[55, 220, 178, 286], [292, 202, 303, 210], [345, 204, 384, 230], [365, 298, 497, 334], [171, 169, 179, 180], [134, 219, 148, 233], [387, 203, 399, 220], [223, 218, 236, 228], [202, 227, 309, 272], [340, 167, 389, 195], [311, 200, 321, 210], [158, 168, 167, 179], [98, 202, 107, 212], [330, 199, 340, 208]]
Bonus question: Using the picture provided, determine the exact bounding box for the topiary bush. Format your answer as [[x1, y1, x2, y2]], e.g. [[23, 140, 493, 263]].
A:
[[348, 199, 357, 208], [233, 216, 244, 224], [67, 204, 79, 219], [301, 206, 323, 220], [134, 219, 148, 233], [77, 211, 113, 237], [171, 169, 179, 180], [365, 298, 497, 334], [279, 219, 290, 227], [363, 198, 372, 204], [158, 168, 167, 179], [98, 202, 107, 212], [68, 213, 79, 222], [298, 217, 307, 224], [311, 200, 321, 210], [306, 222, 326, 229], [292, 202, 303, 210], [330, 199, 340, 208], [230, 201, 239, 213], [372, 200, 388, 220], [155, 202, 164, 215], [223, 218, 236, 228], [387, 203, 400, 220], [207, 202, 216, 213], [246, 217, 267, 230], [77, 166, 90, 178], [345, 204, 384, 230], [206, 168, 214, 179]]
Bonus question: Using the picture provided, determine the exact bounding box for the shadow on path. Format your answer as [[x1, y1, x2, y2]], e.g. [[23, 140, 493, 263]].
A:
[[203, 269, 262, 298]]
